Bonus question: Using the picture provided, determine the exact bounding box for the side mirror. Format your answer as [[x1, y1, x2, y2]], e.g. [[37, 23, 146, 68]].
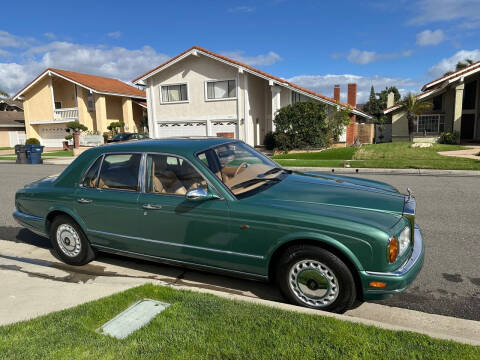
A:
[[185, 188, 219, 201]]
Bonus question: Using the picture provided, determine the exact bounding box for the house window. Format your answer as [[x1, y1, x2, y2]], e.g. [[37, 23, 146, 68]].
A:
[[54, 101, 62, 109], [417, 114, 445, 133], [463, 81, 477, 110], [432, 95, 442, 111], [291, 91, 302, 103], [161, 84, 188, 103], [87, 92, 95, 112], [206, 80, 236, 100]]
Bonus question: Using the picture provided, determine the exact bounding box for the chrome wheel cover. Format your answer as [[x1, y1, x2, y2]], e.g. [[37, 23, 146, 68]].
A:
[[56, 224, 81, 257], [289, 259, 339, 307]]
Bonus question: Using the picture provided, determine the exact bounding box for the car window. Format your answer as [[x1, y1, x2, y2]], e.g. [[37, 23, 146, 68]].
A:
[[145, 154, 206, 196], [98, 153, 142, 191], [82, 156, 102, 188]]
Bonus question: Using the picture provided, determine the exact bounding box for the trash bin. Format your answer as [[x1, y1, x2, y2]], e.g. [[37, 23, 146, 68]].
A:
[[27, 145, 44, 164], [14, 145, 29, 164]]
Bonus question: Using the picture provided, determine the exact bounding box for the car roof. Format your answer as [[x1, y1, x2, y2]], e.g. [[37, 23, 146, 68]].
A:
[[97, 137, 237, 154]]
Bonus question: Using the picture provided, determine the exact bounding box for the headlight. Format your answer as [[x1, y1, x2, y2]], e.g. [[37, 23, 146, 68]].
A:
[[398, 226, 411, 257]]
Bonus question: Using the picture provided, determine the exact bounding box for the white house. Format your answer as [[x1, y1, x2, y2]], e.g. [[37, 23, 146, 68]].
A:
[[133, 46, 371, 146]]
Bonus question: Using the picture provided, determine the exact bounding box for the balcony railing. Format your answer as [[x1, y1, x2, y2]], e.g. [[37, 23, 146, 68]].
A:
[[416, 114, 445, 134], [54, 107, 78, 121]]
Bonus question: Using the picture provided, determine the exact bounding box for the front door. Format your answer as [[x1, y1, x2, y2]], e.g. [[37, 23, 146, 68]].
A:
[[461, 114, 475, 140], [137, 153, 231, 269], [74, 153, 143, 250]]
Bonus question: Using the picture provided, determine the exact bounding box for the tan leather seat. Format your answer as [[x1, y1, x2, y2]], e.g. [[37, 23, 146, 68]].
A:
[[151, 157, 187, 195]]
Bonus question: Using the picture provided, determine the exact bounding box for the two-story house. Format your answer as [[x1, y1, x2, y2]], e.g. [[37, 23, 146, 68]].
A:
[[133, 46, 371, 147], [0, 99, 25, 147], [385, 61, 480, 143], [13, 69, 146, 147]]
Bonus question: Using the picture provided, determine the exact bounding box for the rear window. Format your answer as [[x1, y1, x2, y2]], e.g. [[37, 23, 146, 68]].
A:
[[82, 156, 102, 188], [97, 154, 142, 191]]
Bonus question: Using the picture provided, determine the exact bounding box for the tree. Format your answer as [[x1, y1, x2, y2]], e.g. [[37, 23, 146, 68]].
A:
[[363, 86, 401, 122], [398, 93, 432, 142], [0, 88, 9, 98], [443, 58, 476, 76], [66, 121, 88, 148], [362, 86, 382, 120], [378, 86, 401, 110], [107, 121, 125, 135], [273, 101, 350, 151]]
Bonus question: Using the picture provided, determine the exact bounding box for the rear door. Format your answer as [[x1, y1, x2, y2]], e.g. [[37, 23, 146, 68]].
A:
[[74, 153, 143, 250]]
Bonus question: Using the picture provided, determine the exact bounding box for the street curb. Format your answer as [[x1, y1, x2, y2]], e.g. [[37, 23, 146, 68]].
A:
[[161, 281, 480, 346], [285, 167, 480, 176]]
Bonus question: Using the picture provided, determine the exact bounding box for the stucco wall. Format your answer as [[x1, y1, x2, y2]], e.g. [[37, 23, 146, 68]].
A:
[[391, 111, 408, 141], [0, 129, 23, 147], [247, 73, 267, 145], [23, 76, 54, 139], [106, 95, 123, 125], [52, 77, 76, 108], [149, 54, 238, 121], [280, 87, 291, 108], [77, 86, 96, 132], [133, 103, 145, 132]]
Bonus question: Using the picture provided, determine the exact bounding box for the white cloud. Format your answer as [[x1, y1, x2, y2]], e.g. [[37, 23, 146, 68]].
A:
[[0, 30, 34, 48], [0, 49, 10, 57], [428, 49, 480, 77], [288, 74, 419, 103], [343, 48, 412, 65], [107, 31, 121, 39], [43, 32, 56, 40], [221, 50, 282, 66], [409, 0, 480, 25], [0, 39, 170, 94], [416, 29, 445, 46], [228, 6, 256, 13]]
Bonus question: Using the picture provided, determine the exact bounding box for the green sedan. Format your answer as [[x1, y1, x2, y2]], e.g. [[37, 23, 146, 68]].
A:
[[13, 138, 424, 313]]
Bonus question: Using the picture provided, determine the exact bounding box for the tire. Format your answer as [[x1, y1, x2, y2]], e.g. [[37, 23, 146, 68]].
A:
[[49, 215, 95, 266], [276, 244, 356, 313]]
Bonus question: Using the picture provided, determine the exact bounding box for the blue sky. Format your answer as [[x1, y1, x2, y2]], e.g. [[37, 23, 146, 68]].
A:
[[1, 0, 480, 102]]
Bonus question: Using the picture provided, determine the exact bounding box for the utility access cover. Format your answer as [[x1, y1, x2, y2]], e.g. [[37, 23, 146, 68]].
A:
[[98, 299, 170, 339]]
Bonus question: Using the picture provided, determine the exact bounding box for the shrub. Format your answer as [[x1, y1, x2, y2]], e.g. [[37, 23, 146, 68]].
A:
[[64, 134, 73, 141], [438, 131, 459, 144], [273, 101, 350, 152], [263, 131, 275, 150], [107, 121, 125, 135], [25, 138, 40, 145], [66, 121, 88, 133]]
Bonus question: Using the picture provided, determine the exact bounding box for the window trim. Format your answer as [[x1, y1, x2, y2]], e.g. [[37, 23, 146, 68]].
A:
[[87, 91, 95, 112], [204, 79, 237, 102], [159, 83, 189, 104], [54, 101, 62, 109]]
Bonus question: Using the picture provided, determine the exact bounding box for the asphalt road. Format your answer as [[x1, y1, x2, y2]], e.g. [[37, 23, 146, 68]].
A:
[[0, 163, 479, 321]]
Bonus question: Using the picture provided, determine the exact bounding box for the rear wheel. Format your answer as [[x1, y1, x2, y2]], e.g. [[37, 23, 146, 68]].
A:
[[49, 215, 95, 266], [276, 245, 357, 313]]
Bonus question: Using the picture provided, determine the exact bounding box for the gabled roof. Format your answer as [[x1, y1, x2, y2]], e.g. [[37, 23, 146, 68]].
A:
[[422, 61, 480, 91], [0, 98, 23, 110], [383, 88, 441, 114], [133, 46, 371, 119], [0, 111, 25, 128], [13, 68, 146, 100]]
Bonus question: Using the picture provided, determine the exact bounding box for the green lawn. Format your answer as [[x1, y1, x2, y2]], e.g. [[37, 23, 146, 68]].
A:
[[0, 147, 13, 150], [0, 284, 478, 360], [272, 142, 480, 170], [0, 149, 73, 161]]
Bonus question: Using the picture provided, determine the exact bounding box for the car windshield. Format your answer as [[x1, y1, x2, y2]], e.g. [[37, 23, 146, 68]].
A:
[[197, 142, 288, 197]]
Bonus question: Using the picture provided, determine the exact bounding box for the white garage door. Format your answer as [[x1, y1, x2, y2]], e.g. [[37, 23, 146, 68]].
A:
[[157, 121, 207, 138], [211, 121, 237, 138], [38, 124, 67, 147]]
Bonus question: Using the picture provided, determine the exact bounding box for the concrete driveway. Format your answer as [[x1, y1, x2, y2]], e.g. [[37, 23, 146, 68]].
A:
[[0, 164, 479, 325]]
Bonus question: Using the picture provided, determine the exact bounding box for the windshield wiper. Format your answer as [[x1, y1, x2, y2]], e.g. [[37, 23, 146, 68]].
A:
[[258, 167, 291, 178], [231, 177, 282, 190]]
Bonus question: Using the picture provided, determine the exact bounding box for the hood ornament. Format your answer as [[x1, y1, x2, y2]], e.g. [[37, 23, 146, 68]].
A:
[[406, 187, 414, 202]]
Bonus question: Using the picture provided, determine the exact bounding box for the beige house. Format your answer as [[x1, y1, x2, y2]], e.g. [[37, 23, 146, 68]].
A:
[[13, 69, 146, 147], [0, 111, 25, 148], [385, 62, 480, 143], [133, 46, 371, 147]]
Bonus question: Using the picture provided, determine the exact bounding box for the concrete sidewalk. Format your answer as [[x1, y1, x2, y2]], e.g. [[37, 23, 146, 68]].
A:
[[438, 145, 480, 160], [0, 239, 478, 345]]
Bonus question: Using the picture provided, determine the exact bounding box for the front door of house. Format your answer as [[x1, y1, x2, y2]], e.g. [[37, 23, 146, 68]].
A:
[[461, 114, 475, 140]]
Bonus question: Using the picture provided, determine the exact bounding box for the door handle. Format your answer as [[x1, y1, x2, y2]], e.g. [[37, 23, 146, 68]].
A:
[[142, 203, 162, 210], [77, 198, 92, 204]]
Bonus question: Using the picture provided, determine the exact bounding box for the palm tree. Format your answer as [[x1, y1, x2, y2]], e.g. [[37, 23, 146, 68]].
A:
[[0, 88, 9, 98], [456, 58, 474, 71], [398, 93, 432, 142]]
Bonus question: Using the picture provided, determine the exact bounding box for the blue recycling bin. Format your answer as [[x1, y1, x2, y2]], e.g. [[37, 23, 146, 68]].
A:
[[26, 145, 44, 164]]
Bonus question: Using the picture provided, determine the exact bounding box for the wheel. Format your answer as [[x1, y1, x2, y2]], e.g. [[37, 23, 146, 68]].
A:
[[49, 215, 95, 266], [276, 244, 356, 313]]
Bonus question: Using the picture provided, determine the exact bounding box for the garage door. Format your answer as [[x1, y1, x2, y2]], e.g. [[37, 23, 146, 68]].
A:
[[212, 121, 237, 138], [157, 121, 207, 138], [38, 124, 67, 147]]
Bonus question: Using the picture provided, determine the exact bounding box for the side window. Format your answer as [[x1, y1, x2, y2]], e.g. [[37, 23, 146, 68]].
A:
[[98, 154, 141, 191], [82, 156, 103, 188], [145, 154, 206, 195]]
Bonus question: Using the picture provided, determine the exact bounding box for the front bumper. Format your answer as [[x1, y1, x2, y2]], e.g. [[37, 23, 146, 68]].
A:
[[359, 224, 425, 300], [12, 210, 47, 237]]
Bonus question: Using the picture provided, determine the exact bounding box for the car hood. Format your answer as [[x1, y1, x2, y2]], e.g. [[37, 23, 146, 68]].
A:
[[252, 171, 406, 231]]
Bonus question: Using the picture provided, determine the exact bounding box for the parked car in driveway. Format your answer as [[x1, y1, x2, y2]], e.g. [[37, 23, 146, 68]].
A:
[[108, 132, 149, 143], [13, 138, 424, 313]]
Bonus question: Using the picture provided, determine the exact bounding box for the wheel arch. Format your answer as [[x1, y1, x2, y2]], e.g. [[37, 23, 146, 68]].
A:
[[45, 206, 87, 236]]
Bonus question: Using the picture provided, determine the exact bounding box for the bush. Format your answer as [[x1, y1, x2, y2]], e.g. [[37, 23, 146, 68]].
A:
[[438, 131, 459, 144], [273, 101, 350, 152], [64, 134, 73, 140], [66, 121, 88, 133], [25, 138, 40, 145], [263, 131, 275, 150]]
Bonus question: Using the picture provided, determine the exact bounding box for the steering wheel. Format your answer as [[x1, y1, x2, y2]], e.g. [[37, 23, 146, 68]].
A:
[[234, 162, 249, 177]]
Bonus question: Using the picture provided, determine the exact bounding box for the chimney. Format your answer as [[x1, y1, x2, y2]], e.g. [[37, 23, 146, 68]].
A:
[[347, 83, 357, 108], [346, 83, 357, 146], [387, 92, 395, 108], [333, 85, 340, 102]]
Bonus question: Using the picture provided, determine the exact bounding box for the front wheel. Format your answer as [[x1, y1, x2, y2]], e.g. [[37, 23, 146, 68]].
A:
[[49, 215, 95, 266], [276, 245, 357, 313]]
